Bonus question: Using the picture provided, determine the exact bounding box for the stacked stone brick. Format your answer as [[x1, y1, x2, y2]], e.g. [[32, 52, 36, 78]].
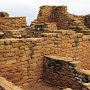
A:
[[43, 56, 89, 90], [0, 17, 26, 30], [37, 5, 55, 23], [45, 22, 57, 30], [30, 5, 90, 35], [0, 30, 90, 88], [0, 12, 27, 38], [0, 38, 52, 87], [84, 15, 90, 29], [0, 6, 90, 90]]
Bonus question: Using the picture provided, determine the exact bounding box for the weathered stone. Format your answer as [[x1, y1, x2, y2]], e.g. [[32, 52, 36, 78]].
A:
[[0, 12, 9, 17]]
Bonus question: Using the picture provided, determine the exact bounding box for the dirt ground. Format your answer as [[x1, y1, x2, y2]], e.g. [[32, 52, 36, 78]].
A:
[[23, 81, 90, 90], [23, 81, 63, 90]]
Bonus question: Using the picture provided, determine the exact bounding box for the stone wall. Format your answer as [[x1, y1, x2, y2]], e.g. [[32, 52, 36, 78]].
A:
[[84, 15, 90, 29], [76, 35, 90, 70], [34, 5, 89, 32], [0, 17, 26, 30], [1, 28, 27, 38], [41, 31, 90, 70], [0, 38, 45, 87], [37, 5, 68, 24], [53, 6, 69, 29], [37, 5, 55, 23], [41, 30, 81, 58], [45, 22, 57, 30], [0, 30, 90, 88], [43, 56, 89, 90], [0, 38, 53, 87], [0, 6, 90, 90]]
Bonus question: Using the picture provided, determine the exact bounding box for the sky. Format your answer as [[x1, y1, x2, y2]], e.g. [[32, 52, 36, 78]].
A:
[[0, 0, 90, 24]]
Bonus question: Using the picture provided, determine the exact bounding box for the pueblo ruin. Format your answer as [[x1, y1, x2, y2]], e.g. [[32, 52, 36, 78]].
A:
[[0, 6, 90, 90]]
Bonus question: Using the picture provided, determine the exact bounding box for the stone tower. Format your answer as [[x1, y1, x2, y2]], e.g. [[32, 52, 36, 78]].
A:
[[54, 6, 69, 29], [37, 5, 55, 23], [54, 6, 68, 15]]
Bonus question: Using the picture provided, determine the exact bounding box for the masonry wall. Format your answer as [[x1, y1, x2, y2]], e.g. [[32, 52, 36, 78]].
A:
[[37, 6, 55, 23], [0, 30, 90, 88], [43, 56, 89, 90], [0, 38, 52, 87], [42, 31, 90, 70], [0, 38, 31, 87], [0, 38, 46, 87], [0, 17, 26, 30], [37, 5, 86, 30], [41, 30, 82, 58], [54, 6, 70, 29], [84, 15, 90, 29], [75, 36, 90, 70]]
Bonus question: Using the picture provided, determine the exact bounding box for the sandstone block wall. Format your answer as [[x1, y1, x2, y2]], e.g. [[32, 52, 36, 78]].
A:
[[0, 30, 90, 88], [1, 28, 28, 38], [33, 5, 89, 32], [0, 17, 26, 30], [84, 15, 90, 29], [0, 6, 90, 90], [0, 38, 52, 87], [0, 38, 31, 86], [37, 5, 55, 23], [76, 36, 90, 70], [53, 6, 70, 29], [37, 5, 68, 24], [45, 22, 57, 30], [0, 38, 49, 87], [41, 30, 90, 70]]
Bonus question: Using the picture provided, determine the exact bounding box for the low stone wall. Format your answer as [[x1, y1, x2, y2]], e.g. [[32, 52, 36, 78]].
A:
[[43, 55, 89, 90], [1, 28, 27, 38]]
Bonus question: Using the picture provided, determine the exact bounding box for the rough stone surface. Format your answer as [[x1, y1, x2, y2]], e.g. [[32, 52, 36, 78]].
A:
[[0, 5, 90, 90], [0, 16, 26, 30], [43, 56, 89, 90], [30, 5, 90, 35], [0, 12, 9, 17]]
